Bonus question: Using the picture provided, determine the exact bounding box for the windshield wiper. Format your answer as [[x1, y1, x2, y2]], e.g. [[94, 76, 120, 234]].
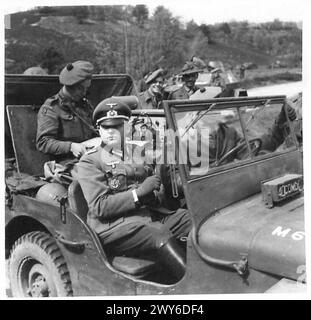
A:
[[182, 103, 217, 137]]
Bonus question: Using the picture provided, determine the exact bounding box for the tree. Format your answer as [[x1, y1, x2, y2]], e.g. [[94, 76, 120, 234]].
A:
[[220, 23, 231, 36], [132, 5, 149, 28], [72, 6, 89, 24], [185, 20, 199, 39], [147, 6, 185, 73], [199, 24, 215, 44], [36, 46, 64, 74]]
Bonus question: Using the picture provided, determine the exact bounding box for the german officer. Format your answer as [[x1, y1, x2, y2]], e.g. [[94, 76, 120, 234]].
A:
[[36, 61, 98, 163], [168, 61, 203, 100], [77, 96, 191, 271], [138, 68, 165, 109]]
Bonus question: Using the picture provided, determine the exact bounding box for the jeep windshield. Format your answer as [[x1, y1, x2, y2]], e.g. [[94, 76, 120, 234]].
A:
[[165, 96, 298, 178], [163, 96, 302, 226]]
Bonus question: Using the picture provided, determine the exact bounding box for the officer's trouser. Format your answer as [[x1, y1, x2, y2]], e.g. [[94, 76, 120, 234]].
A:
[[98, 208, 191, 258]]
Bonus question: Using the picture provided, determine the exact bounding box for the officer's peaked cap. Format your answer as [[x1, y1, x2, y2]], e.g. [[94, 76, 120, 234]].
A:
[[59, 60, 94, 86], [93, 96, 138, 127], [145, 68, 164, 84]]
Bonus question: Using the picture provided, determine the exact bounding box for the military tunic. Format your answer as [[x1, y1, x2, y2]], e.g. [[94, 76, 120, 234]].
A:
[[36, 88, 96, 161], [168, 84, 201, 100], [77, 144, 191, 257], [138, 90, 162, 109]]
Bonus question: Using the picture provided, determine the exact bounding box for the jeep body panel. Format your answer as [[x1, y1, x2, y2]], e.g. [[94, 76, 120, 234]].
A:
[[6, 194, 138, 296], [163, 96, 302, 224], [161, 96, 305, 289]]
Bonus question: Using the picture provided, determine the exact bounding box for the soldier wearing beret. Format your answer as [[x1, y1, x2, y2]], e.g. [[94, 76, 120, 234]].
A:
[[77, 96, 191, 270], [138, 68, 165, 109], [168, 60, 203, 100], [36, 61, 98, 163]]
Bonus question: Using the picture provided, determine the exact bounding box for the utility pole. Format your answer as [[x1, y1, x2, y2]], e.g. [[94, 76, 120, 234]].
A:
[[124, 5, 129, 74]]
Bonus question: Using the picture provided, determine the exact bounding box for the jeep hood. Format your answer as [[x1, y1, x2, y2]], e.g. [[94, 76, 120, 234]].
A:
[[198, 193, 305, 281]]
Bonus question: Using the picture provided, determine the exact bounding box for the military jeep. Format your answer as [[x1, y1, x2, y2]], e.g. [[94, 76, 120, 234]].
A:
[[5, 74, 305, 297]]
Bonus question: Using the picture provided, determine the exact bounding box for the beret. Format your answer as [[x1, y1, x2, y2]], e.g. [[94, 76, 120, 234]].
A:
[[59, 60, 94, 86], [145, 68, 164, 84], [93, 96, 138, 127], [179, 61, 203, 76]]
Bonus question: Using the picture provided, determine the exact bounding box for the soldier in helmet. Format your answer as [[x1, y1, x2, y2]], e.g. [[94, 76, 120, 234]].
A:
[[36, 61, 98, 163], [168, 61, 203, 100], [77, 96, 191, 270], [138, 68, 165, 109]]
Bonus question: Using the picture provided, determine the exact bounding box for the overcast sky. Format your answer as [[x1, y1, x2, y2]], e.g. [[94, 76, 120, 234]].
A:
[[2, 0, 308, 24]]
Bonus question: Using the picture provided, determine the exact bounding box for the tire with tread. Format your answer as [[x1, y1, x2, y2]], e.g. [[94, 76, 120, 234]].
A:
[[9, 231, 73, 297]]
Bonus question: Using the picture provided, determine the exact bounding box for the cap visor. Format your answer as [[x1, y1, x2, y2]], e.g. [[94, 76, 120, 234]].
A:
[[99, 118, 125, 127]]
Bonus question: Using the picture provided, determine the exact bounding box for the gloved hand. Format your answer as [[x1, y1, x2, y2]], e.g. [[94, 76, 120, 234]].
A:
[[139, 192, 157, 206], [136, 175, 161, 198]]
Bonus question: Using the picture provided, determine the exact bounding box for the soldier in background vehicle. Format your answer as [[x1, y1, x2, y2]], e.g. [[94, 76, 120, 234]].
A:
[[23, 66, 49, 75], [36, 61, 99, 164], [168, 61, 203, 100], [78, 97, 191, 273], [210, 68, 226, 88], [138, 68, 165, 109]]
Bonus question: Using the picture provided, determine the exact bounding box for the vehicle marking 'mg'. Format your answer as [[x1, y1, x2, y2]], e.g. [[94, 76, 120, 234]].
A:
[[272, 226, 305, 241], [278, 180, 303, 198]]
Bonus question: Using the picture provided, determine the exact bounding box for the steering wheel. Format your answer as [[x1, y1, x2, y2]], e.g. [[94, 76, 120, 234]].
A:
[[216, 138, 262, 166]]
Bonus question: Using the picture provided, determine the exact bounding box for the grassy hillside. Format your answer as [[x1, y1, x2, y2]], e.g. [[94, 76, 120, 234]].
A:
[[5, 7, 302, 81]]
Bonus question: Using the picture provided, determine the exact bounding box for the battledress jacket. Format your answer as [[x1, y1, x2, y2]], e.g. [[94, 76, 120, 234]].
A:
[[168, 84, 201, 100], [138, 90, 162, 109], [77, 144, 158, 235], [36, 89, 96, 161]]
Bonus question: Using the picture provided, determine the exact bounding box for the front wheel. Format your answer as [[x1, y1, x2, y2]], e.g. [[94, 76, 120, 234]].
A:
[[9, 231, 73, 297]]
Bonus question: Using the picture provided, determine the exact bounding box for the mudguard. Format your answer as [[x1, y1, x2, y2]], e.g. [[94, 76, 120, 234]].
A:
[[198, 193, 305, 281]]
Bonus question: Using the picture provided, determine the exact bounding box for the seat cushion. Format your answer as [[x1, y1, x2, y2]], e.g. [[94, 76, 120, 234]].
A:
[[111, 256, 156, 277]]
